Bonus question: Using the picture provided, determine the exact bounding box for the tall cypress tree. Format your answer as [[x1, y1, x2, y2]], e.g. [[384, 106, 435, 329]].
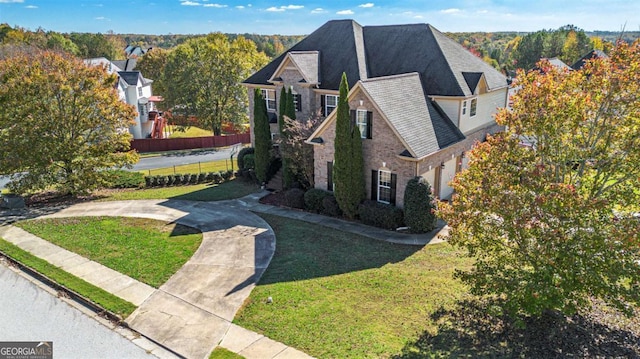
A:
[[278, 86, 287, 134], [333, 73, 364, 219], [253, 88, 272, 184]]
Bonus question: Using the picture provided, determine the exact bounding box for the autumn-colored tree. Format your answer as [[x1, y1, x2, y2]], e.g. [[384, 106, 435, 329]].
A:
[[440, 41, 640, 318], [0, 51, 138, 195], [333, 73, 365, 219], [253, 88, 272, 184], [283, 110, 323, 189], [163, 33, 268, 135]]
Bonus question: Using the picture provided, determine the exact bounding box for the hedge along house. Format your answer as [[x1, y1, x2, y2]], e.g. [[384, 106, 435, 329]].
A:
[[243, 19, 509, 207]]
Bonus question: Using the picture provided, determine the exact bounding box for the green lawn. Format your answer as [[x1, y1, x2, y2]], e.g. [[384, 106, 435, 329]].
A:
[[169, 126, 214, 138], [209, 347, 244, 359], [143, 159, 238, 176], [0, 238, 137, 317], [234, 213, 473, 359], [95, 179, 258, 202], [15, 217, 202, 288]]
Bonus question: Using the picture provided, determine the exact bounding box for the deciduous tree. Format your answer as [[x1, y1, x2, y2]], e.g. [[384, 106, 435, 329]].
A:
[[135, 47, 169, 106], [0, 51, 138, 195], [440, 41, 640, 318], [163, 33, 268, 135]]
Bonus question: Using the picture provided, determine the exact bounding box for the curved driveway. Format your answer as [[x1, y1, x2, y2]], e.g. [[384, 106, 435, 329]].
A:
[[28, 199, 277, 359]]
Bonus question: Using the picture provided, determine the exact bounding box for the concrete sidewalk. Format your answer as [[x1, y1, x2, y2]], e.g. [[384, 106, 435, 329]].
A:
[[0, 199, 313, 359], [230, 190, 448, 246]]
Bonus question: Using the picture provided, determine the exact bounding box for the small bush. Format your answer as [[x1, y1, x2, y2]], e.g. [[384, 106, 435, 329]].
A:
[[403, 176, 438, 233], [144, 176, 153, 187], [211, 172, 223, 184], [181, 174, 191, 185], [197, 173, 206, 183], [304, 188, 332, 213], [173, 174, 183, 186], [243, 154, 255, 170], [221, 170, 233, 181], [285, 188, 305, 209], [237, 147, 255, 170], [358, 200, 405, 230], [322, 194, 342, 217], [205, 172, 215, 182], [166, 175, 176, 186], [157, 175, 167, 187], [105, 170, 145, 189]]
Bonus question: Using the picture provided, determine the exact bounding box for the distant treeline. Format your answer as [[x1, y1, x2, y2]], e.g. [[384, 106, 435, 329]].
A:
[[1, 23, 638, 71]]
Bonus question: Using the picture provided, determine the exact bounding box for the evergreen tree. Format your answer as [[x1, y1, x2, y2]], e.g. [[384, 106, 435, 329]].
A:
[[278, 86, 287, 134], [285, 87, 296, 120], [253, 88, 272, 184], [404, 177, 438, 233], [333, 73, 365, 219]]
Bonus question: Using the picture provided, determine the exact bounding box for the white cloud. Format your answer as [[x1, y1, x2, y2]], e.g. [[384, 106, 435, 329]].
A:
[[95, 16, 110, 21], [336, 9, 354, 15], [181, 1, 201, 6], [0, 0, 24, 3], [236, 5, 244, 9], [204, 3, 227, 7], [266, 5, 303, 12], [25, 4, 37, 8], [358, 3, 374, 8], [477, 9, 488, 14], [311, 7, 326, 14], [441, 8, 461, 14]]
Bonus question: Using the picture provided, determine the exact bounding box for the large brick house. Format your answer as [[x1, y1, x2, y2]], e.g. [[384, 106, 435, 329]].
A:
[[243, 20, 508, 207]]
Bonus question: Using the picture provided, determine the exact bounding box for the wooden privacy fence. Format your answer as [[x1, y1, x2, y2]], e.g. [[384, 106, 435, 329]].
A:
[[130, 133, 250, 153]]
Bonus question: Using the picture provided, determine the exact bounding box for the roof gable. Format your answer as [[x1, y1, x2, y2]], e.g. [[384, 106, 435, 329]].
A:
[[118, 71, 142, 86], [269, 51, 320, 85], [309, 73, 465, 159]]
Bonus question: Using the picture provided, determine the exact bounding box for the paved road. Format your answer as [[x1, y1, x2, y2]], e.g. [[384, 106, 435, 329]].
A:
[[131, 145, 242, 171], [0, 262, 171, 359]]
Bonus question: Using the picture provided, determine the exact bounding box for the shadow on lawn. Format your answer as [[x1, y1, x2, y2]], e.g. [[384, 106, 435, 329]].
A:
[[256, 213, 422, 285], [393, 298, 640, 359]]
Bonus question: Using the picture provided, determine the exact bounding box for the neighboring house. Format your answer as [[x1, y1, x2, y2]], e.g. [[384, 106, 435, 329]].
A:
[[571, 49, 608, 70], [243, 20, 509, 206], [84, 57, 163, 139]]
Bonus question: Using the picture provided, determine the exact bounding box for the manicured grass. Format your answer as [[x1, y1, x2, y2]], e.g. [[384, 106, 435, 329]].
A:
[[143, 159, 238, 176], [234, 213, 473, 359], [169, 126, 214, 138], [0, 238, 137, 317], [208, 347, 244, 359], [15, 217, 202, 288], [95, 179, 259, 202]]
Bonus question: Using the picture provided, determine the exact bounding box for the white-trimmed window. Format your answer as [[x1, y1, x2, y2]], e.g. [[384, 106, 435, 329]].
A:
[[325, 95, 338, 115], [378, 170, 392, 204], [462, 100, 467, 115], [470, 98, 477, 117], [356, 110, 368, 139], [138, 87, 143, 97], [262, 89, 276, 111]]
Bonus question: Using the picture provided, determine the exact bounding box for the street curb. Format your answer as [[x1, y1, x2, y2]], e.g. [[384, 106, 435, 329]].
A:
[[0, 250, 185, 359]]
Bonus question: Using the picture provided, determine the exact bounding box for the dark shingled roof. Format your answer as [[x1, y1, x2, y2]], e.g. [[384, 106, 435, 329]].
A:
[[571, 49, 608, 70], [118, 71, 141, 86], [244, 20, 507, 97], [113, 58, 137, 71]]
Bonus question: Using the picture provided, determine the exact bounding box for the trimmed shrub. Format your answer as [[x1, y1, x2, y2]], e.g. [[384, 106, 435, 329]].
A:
[[358, 200, 405, 230], [173, 174, 183, 185], [403, 176, 438, 233], [157, 175, 167, 187], [205, 172, 215, 182], [322, 194, 342, 217], [243, 154, 255, 170], [284, 188, 305, 209], [144, 176, 153, 187], [189, 173, 198, 184], [184, 174, 194, 185], [237, 147, 255, 171], [166, 175, 176, 186], [105, 170, 145, 189], [211, 172, 223, 184], [304, 188, 332, 213], [221, 170, 233, 181], [197, 173, 206, 183]]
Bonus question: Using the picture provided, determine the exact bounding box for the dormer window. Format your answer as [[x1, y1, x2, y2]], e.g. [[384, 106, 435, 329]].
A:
[[138, 87, 143, 97]]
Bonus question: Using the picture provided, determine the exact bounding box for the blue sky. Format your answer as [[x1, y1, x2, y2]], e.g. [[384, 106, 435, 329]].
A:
[[1, 0, 638, 35]]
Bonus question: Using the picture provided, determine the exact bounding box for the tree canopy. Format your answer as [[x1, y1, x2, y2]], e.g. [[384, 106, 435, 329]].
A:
[[163, 33, 268, 135], [440, 40, 640, 318], [0, 50, 138, 195]]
